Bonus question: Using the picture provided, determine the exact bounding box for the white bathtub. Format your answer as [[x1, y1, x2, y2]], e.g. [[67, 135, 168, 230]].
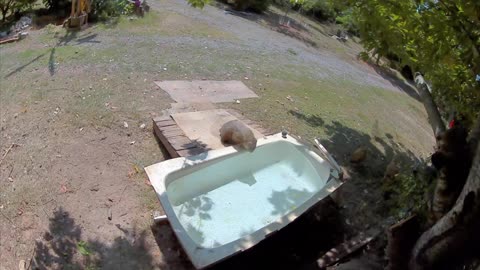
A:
[[145, 133, 343, 269]]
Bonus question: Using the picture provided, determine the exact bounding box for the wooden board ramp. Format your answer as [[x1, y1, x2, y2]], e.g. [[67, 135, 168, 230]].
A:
[[153, 109, 273, 158], [152, 116, 206, 158]]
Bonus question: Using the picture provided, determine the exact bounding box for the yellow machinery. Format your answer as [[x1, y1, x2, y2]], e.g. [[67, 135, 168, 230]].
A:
[[66, 0, 91, 29]]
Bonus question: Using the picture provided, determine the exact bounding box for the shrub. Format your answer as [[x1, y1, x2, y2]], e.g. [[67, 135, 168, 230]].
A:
[[302, 0, 336, 21], [335, 9, 358, 35], [1, 0, 36, 21], [223, 0, 271, 12], [90, 0, 129, 20], [43, 0, 71, 14], [41, 0, 134, 21]]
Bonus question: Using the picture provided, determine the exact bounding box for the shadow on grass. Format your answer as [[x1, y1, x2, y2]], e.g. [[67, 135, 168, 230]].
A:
[[289, 110, 325, 127], [4, 53, 48, 78], [289, 111, 421, 175], [5, 25, 101, 78], [32, 207, 154, 269], [365, 62, 421, 102]]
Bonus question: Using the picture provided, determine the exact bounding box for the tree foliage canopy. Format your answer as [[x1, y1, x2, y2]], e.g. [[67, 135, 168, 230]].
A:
[[342, 0, 480, 125]]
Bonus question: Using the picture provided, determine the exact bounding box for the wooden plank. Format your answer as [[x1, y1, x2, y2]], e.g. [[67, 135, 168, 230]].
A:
[[316, 230, 379, 269], [169, 137, 200, 151], [153, 116, 171, 123], [156, 119, 176, 127], [177, 147, 206, 157], [386, 215, 419, 270], [152, 119, 179, 158], [159, 125, 182, 132], [163, 129, 186, 138]]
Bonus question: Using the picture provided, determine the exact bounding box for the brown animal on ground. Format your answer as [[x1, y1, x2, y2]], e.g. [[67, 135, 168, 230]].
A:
[[384, 157, 400, 181], [220, 120, 257, 152], [350, 147, 367, 164]]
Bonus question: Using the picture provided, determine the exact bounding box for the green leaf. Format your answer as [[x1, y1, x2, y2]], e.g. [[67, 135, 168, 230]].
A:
[[77, 241, 92, 256]]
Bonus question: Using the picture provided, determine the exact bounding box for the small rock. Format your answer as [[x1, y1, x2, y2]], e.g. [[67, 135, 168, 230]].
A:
[[103, 78, 108, 81], [43, 232, 53, 241], [8, 177, 13, 182], [123, 122, 129, 128], [163, 67, 167, 71], [107, 209, 112, 221], [18, 259, 26, 270], [13, 113, 18, 118], [129, 141, 136, 145], [18, 32, 29, 39], [79, 127, 83, 131], [235, 100, 240, 104], [244, 77, 249, 80], [139, 123, 146, 129]]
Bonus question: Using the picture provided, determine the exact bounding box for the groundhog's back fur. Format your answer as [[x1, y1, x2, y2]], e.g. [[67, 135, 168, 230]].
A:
[[219, 120, 257, 152]]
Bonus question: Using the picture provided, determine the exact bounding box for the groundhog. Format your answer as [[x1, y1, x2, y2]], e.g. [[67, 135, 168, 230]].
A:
[[220, 120, 257, 152], [350, 147, 367, 164]]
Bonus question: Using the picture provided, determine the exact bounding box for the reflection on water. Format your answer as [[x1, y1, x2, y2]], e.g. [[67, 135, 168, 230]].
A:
[[168, 141, 330, 248]]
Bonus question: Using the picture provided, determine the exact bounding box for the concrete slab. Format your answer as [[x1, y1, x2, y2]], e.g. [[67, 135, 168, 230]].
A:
[[154, 80, 258, 103], [171, 109, 264, 150]]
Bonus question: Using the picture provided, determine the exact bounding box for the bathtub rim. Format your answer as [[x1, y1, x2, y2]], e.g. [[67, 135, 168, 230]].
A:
[[145, 133, 343, 269]]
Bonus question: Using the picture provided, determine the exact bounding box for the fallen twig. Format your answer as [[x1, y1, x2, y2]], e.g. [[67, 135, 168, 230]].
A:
[[0, 211, 14, 225], [118, 184, 129, 204], [0, 143, 19, 166]]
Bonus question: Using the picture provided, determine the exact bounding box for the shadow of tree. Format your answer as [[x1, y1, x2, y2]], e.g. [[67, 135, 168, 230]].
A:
[[32, 207, 155, 270], [213, 197, 344, 269], [151, 223, 194, 270], [289, 110, 325, 127], [319, 120, 420, 172], [365, 61, 421, 101], [268, 187, 313, 216], [4, 53, 48, 78], [150, 197, 344, 270], [5, 29, 100, 78], [288, 111, 421, 173]]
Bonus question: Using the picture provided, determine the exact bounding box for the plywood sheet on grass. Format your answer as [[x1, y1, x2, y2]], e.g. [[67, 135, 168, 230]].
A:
[[171, 109, 264, 150], [154, 80, 258, 103]]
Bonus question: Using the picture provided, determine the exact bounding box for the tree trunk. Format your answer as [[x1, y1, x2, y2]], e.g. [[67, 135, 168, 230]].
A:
[[414, 73, 446, 137], [410, 117, 480, 270]]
